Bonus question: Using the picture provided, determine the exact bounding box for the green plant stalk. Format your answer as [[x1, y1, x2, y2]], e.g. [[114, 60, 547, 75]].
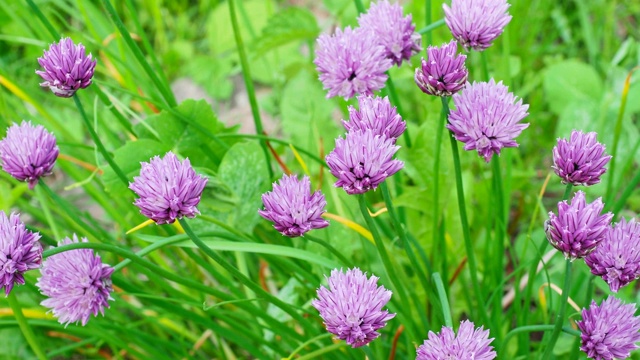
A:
[[357, 195, 417, 340], [361, 345, 376, 360], [425, 0, 432, 44], [283, 333, 334, 360], [35, 184, 61, 240], [99, 0, 176, 107], [606, 69, 636, 204], [297, 343, 344, 360], [178, 219, 315, 335], [434, 96, 449, 288], [417, 19, 445, 35], [491, 155, 506, 340], [227, 0, 274, 179], [353, 0, 365, 13], [480, 51, 490, 80], [446, 104, 487, 325], [520, 183, 572, 353], [542, 259, 573, 359], [306, 235, 353, 268], [7, 292, 47, 360], [380, 181, 429, 293], [73, 95, 129, 186], [502, 325, 580, 357], [433, 273, 452, 328], [25, 0, 59, 40]]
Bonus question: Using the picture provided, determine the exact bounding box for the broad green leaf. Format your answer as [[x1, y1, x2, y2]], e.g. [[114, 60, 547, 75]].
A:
[[253, 7, 320, 56], [133, 99, 231, 170], [543, 59, 603, 115], [280, 69, 339, 165], [102, 139, 172, 198], [193, 140, 269, 234]]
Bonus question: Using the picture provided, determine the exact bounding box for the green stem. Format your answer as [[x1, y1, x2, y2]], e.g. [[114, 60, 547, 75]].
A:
[[542, 259, 573, 359], [306, 235, 353, 268], [607, 69, 637, 204], [72, 95, 129, 186], [297, 343, 344, 360], [446, 103, 487, 325], [521, 183, 572, 352], [34, 184, 60, 240], [7, 292, 47, 360], [283, 333, 334, 360], [417, 19, 446, 35], [502, 325, 580, 357], [356, 195, 416, 340], [178, 218, 314, 334], [26, 0, 60, 39], [491, 155, 506, 341], [353, 0, 365, 13], [425, 0, 432, 44], [433, 273, 452, 328], [434, 97, 449, 287], [99, 0, 176, 107], [380, 182, 429, 290], [361, 345, 376, 360], [228, 0, 274, 179]]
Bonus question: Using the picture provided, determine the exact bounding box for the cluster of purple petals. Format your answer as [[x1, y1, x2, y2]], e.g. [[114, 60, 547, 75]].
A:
[[129, 151, 208, 225], [552, 130, 611, 186], [415, 40, 468, 97], [259, 174, 329, 237], [37, 235, 114, 326], [585, 218, 640, 293], [314, 27, 392, 99], [416, 320, 496, 360], [544, 191, 613, 260], [447, 79, 529, 162], [357, 1, 421, 66], [343, 95, 406, 141], [578, 297, 640, 360], [312, 268, 395, 348], [0, 211, 42, 296], [443, 0, 512, 51], [326, 129, 403, 195], [0, 121, 59, 189], [36, 37, 97, 98]]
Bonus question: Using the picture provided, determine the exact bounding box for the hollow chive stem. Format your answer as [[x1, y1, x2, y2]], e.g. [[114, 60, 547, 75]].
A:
[[228, 0, 274, 179], [542, 259, 573, 359], [178, 218, 315, 335], [357, 194, 417, 340], [434, 96, 449, 286], [446, 102, 487, 325], [73, 95, 129, 186], [7, 292, 47, 360], [433, 273, 453, 328]]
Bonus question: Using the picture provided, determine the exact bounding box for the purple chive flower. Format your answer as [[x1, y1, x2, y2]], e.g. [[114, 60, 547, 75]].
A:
[[312, 268, 395, 348], [552, 130, 612, 186], [544, 191, 613, 260], [577, 296, 640, 360], [415, 40, 468, 97], [0, 121, 59, 190], [259, 174, 329, 237], [443, 0, 512, 52], [314, 27, 393, 99], [0, 212, 42, 296], [326, 129, 403, 195], [129, 151, 208, 225], [585, 218, 640, 293], [37, 235, 113, 326], [343, 95, 406, 141], [447, 79, 529, 162], [357, 0, 421, 66], [36, 37, 97, 98], [416, 320, 497, 360]]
